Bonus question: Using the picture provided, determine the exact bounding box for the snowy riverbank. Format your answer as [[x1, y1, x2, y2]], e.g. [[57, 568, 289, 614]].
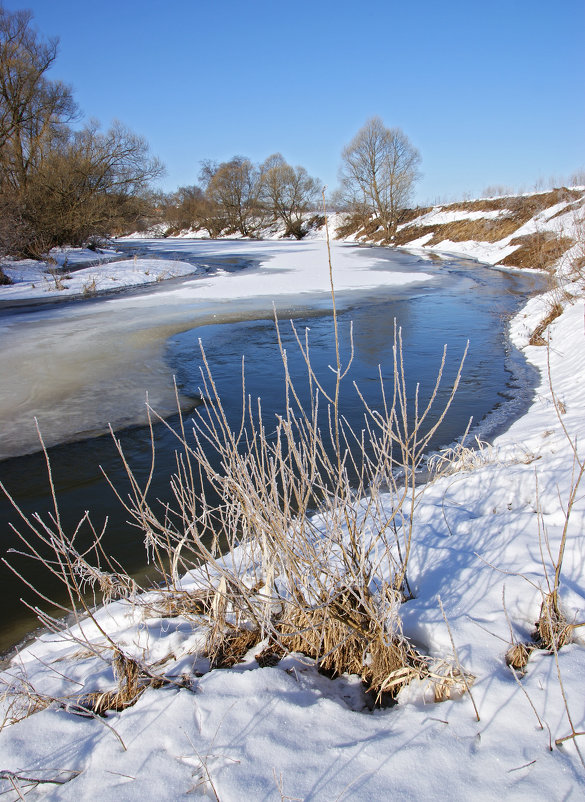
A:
[[1, 216, 584, 798]]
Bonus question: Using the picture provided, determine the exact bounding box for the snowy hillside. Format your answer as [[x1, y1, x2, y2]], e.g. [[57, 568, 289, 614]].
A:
[[340, 187, 585, 278]]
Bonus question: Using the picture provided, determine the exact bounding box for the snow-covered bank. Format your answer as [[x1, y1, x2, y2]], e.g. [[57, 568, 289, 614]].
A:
[[0, 251, 201, 303], [363, 187, 585, 278], [0, 239, 584, 797]]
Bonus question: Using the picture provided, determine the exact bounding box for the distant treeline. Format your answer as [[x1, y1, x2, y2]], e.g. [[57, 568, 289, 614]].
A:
[[154, 154, 322, 239]]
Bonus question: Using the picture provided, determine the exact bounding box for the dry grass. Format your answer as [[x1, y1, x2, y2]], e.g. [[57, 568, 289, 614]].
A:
[[394, 216, 520, 246], [498, 233, 574, 271], [208, 626, 261, 669], [534, 594, 574, 651], [548, 195, 585, 221], [0, 673, 52, 730], [428, 436, 493, 477], [505, 641, 535, 672], [75, 651, 171, 716], [505, 595, 574, 674], [335, 214, 382, 241], [82, 277, 97, 296], [359, 188, 585, 249], [429, 661, 476, 703], [277, 585, 427, 702], [141, 588, 214, 619], [528, 301, 563, 346], [398, 206, 433, 224]]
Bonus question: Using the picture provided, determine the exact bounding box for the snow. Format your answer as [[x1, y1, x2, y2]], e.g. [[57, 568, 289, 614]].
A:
[[1, 217, 585, 798], [1, 238, 433, 306], [108, 239, 434, 305], [398, 194, 585, 268], [0, 253, 201, 302], [397, 207, 511, 230]]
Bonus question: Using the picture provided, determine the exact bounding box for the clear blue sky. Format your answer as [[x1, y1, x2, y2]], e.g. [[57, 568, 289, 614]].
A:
[[6, 0, 585, 204]]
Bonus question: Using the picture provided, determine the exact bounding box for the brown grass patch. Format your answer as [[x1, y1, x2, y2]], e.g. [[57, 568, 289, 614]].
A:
[[534, 594, 574, 651], [395, 216, 519, 246], [334, 214, 370, 240], [395, 189, 584, 248], [80, 686, 146, 716], [398, 206, 433, 225], [208, 625, 262, 669], [277, 589, 427, 702], [498, 233, 574, 271], [337, 189, 585, 247], [548, 194, 585, 221], [75, 651, 160, 716], [506, 594, 574, 675], [529, 301, 563, 346], [505, 641, 535, 672], [142, 588, 214, 619]]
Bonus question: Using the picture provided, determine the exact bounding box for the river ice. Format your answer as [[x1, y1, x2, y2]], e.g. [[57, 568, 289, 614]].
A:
[[0, 240, 435, 459]]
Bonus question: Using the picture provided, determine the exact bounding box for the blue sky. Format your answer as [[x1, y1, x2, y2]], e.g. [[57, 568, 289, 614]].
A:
[[7, 0, 585, 204]]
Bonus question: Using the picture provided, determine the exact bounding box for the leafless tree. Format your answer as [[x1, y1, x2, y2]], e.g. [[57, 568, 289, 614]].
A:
[[203, 156, 264, 236], [339, 117, 421, 238], [0, 6, 164, 257], [0, 5, 77, 190], [259, 153, 320, 238], [1, 120, 163, 256]]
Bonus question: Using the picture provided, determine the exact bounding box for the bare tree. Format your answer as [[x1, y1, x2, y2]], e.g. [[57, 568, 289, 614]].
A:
[[0, 6, 164, 257], [339, 117, 421, 238], [260, 153, 320, 238], [8, 121, 163, 254], [0, 5, 77, 190], [204, 156, 263, 236]]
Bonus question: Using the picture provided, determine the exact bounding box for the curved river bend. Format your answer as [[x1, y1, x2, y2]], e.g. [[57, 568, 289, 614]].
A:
[[0, 240, 546, 655]]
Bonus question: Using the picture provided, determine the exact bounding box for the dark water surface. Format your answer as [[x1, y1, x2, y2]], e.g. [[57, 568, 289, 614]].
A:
[[0, 243, 546, 656]]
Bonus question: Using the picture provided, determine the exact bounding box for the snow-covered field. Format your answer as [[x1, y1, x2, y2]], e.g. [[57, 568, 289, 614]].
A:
[[1, 216, 584, 798]]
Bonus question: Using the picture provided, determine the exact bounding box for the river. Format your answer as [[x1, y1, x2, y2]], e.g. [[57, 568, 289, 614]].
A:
[[0, 239, 546, 655]]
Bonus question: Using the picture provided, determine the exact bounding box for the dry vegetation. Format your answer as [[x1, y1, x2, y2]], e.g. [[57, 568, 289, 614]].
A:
[[528, 301, 564, 346], [498, 232, 574, 271], [341, 188, 583, 255], [394, 215, 520, 246]]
